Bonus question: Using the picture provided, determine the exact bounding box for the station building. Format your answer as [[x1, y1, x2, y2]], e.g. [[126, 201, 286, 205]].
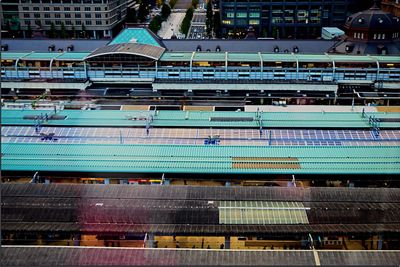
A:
[[1, 4, 399, 103]]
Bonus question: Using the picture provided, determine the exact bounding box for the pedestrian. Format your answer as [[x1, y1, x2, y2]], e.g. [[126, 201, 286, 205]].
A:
[[220, 244, 224, 249]]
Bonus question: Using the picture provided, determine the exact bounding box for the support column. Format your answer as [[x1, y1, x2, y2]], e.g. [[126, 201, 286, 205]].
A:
[[147, 234, 156, 248], [378, 234, 383, 250], [224, 236, 230, 249]]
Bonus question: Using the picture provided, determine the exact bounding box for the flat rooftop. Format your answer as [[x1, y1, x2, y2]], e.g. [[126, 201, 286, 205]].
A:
[[2, 109, 400, 128]]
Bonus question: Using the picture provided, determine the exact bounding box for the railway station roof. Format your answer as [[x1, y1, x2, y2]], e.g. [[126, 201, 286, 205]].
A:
[[2, 246, 400, 266], [108, 28, 162, 47], [85, 43, 166, 61], [2, 143, 400, 174], [2, 184, 400, 235], [2, 109, 400, 129]]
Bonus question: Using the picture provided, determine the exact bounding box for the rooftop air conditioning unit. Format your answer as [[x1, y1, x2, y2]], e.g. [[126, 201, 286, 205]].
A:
[[1, 44, 9, 51]]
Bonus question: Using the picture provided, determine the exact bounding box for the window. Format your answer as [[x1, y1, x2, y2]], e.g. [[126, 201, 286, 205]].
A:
[[76, 20, 82, 25], [34, 13, 40, 18], [24, 13, 30, 18], [64, 7, 70, 11], [55, 14, 61, 18], [45, 20, 51, 25], [55, 20, 61, 25], [44, 6, 50, 11], [44, 14, 50, 18], [95, 7, 101, 11], [65, 20, 72, 25], [95, 13, 101, 18], [22, 6, 29, 10], [65, 13, 71, 18], [96, 20, 102, 25], [25, 20, 31, 25], [85, 13, 91, 18], [33, 6, 39, 11], [75, 14, 81, 18], [54, 7, 60, 11], [84, 7, 91, 11], [85, 20, 92, 25], [74, 7, 80, 11]]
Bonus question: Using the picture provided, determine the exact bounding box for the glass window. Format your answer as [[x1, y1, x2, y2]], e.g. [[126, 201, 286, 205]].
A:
[[85, 7, 91, 11], [33, 6, 39, 11], [85, 13, 91, 18], [64, 7, 70, 11], [54, 7, 60, 11], [96, 20, 102, 25], [75, 14, 81, 18], [55, 20, 61, 25], [74, 7, 81, 11], [95, 13, 101, 18], [44, 14, 50, 18], [65, 13, 71, 18], [85, 20, 92, 25]]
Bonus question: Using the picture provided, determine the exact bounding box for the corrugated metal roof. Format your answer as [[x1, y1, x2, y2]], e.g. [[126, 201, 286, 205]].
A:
[[86, 43, 165, 60], [1, 247, 318, 266], [2, 143, 399, 174]]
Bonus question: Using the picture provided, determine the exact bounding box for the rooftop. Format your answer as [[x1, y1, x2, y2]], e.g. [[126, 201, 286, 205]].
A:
[[2, 143, 399, 174], [3, 246, 400, 266], [109, 28, 162, 47], [2, 184, 400, 235]]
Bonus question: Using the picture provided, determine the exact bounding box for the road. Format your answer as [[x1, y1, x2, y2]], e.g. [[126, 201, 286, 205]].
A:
[[158, 11, 186, 39]]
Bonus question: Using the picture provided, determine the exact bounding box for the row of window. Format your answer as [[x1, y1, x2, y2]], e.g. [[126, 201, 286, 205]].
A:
[[22, 6, 105, 11], [23, 13, 105, 18], [24, 20, 106, 25]]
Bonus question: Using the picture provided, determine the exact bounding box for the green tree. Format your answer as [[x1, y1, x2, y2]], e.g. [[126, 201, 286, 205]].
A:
[[180, 7, 194, 37], [27, 24, 32, 38], [60, 22, 67, 38], [149, 15, 162, 34], [206, 0, 213, 37], [169, 0, 177, 8], [49, 22, 56, 38], [161, 4, 171, 20], [191, 0, 199, 8], [127, 8, 137, 23], [72, 25, 76, 38], [213, 11, 221, 38], [81, 23, 86, 38], [137, 2, 150, 22]]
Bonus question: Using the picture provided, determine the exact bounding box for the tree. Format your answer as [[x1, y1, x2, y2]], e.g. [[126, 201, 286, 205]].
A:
[[127, 8, 137, 23], [49, 22, 56, 38], [161, 4, 171, 20], [60, 22, 67, 39], [81, 23, 86, 38], [191, 0, 199, 8], [149, 15, 162, 34], [72, 25, 76, 38], [27, 24, 32, 38], [213, 11, 221, 38], [169, 0, 178, 9], [206, 0, 213, 37], [137, 2, 150, 22], [180, 7, 194, 37]]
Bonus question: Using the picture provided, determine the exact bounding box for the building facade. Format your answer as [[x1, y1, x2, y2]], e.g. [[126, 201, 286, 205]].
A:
[[381, 0, 400, 16], [0, 0, 134, 39], [219, 0, 373, 39]]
